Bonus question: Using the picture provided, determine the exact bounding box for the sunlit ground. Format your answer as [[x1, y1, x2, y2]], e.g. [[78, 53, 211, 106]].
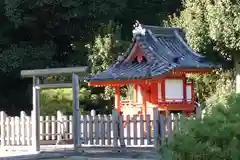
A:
[[1, 145, 156, 160]]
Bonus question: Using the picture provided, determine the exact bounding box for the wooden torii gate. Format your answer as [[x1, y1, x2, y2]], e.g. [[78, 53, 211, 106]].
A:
[[20, 66, 88, 152]]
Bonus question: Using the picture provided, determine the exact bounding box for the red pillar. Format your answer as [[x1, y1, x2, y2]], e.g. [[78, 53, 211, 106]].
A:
[[141, 85, 147, 120], [185, 80, 195, 116], [115, 86, 121, 113], [161, 80, 166, 103], [183, 77, 187, 103], [135, 84, 138, 102], [141, 84, 148, 135], [150, 83, 158, 105]]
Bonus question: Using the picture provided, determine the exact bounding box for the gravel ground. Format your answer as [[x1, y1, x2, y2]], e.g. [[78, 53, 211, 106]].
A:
[[0, 146, 158, 160]]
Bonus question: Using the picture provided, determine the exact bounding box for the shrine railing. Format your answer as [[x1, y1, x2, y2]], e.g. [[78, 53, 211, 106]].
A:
[[120, 100, 143, 115], [120, 100, 143, 108], [158, 98, 194, 104], [120, 100, 137, 103]]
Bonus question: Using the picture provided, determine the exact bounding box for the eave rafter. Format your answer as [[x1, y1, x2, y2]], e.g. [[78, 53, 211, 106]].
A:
[[88, 68, 213, 87]]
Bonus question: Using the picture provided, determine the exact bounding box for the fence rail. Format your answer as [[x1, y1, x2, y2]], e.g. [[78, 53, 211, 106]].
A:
[[0, 109, 195, 147]]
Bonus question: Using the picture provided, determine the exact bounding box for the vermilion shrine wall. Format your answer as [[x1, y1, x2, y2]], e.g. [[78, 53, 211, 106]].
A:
[[120, 76, 195, 117]]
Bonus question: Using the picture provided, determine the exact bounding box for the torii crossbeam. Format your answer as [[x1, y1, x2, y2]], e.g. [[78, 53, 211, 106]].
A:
[[21, 66, 88, 152]]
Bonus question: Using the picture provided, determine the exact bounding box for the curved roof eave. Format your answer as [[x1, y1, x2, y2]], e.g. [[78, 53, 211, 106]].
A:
[[173, 30, 205, 58]]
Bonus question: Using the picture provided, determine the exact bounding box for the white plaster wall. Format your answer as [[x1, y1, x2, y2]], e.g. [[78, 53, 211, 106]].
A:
[[165, 79, 183, 102], [186, 85, 192, 102]]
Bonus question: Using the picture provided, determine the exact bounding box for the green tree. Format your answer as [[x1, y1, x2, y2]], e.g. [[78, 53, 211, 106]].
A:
[[167, 0, 239, 65], [40, 87, 91, 115], [87, 21, 128, 74], [86, 21, 129, 110], [0, 0, 183, 115], [160, 93, 240, 160], [166, 0, 239, 105], [0, 0, 127, 114]]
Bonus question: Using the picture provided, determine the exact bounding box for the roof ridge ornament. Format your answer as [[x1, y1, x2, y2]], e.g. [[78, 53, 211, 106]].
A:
[[132, 20, 146, 37]]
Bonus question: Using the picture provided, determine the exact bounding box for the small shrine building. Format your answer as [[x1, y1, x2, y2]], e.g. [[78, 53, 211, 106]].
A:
[[88, 21, 219, 118]]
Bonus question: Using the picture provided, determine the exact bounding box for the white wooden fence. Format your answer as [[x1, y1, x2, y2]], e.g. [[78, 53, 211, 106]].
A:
[[0, 109, 194, 147]]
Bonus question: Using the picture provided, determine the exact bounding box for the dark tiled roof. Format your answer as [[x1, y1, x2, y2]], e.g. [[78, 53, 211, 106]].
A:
[[89, 62, 150, 81], [89, 23, 219, 82]]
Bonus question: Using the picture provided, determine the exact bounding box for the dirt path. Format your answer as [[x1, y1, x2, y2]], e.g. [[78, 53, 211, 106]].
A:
[[1, 148, 158, 160]]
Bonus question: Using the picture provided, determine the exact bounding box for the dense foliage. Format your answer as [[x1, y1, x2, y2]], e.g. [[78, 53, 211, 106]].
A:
[[0, 0, 182, 115], [166, 0, 238, 107], [156, 1, 240, 158], [1, 0, 238, 115], [40, 87, 91, 116], [160, 93, 240, 160]]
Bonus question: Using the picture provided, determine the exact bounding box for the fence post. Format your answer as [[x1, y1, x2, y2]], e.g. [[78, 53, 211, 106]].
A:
[[91, 110, 96, 137], [26, 112, 31, 145], [119, 115, 125, 147], [6, 116, 10, 145], [15, 116, 21, 145], [153, 107, 160, 148], [51, 116, 56, 140], [57, 110, 63, 141], [0, 111, 6, 147], [90, 110, 96, 117], [20, 111, 26, 145], [167, 114, 172, 135], [10, 116, 15, 145], [45, 116, 50, 140], [69, 115, 73, 139], [72, 73, 81, 151], [40, 116, 44, 140], [112, 110, 118, 147], [159, 114, 165, 146]]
